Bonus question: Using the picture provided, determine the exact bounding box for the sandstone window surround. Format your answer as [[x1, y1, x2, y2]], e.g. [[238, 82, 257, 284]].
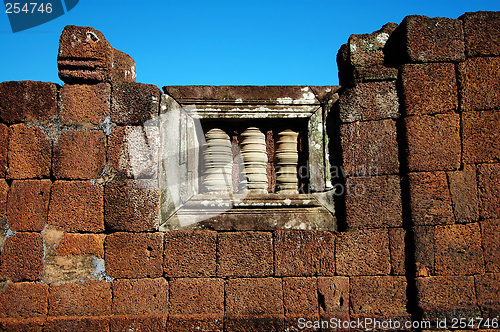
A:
[[159, 86, 337, 231]]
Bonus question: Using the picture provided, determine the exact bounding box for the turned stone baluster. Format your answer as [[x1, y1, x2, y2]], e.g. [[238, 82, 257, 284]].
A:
[[202, 128, 233, 192], [240, 127, 268, 192], [275, 129, 298, 193]]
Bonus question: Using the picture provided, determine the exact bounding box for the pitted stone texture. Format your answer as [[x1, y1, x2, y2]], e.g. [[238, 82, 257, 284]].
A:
[[434, 223, 485, 276], [48, 181, 104, 232], [460, 11, 500, 57], [282, 277, 318, 320], [446, 165, 479, 223], [0, 318, 45, 331], [459, 57, 500, 112], [112, 278, 168, 315], [275, 230, 335, 277], [56, 233, 105, 258], [317, 277, 349, 317], [475, 273, 500, 318], [52, 129, 106, 180], [0, 124, 8, 177], [414, 226, 435, 277], [0, 81, 57, 124], [463, 110, 500, 164], [8, 124, 51, 179], [218, 232, 273, 277], [58, 25, 135, 84], [409, 171, 454, 226], [477, 163, 500, 219], [0, 282, 48, 318], [0, 232, 43, 282], [111, 315, 166, 332], [169, 278, 224, 317], [389, 228, 406, 276], [225, 278, 284, 317], [45, 317, 109, 332], [401, 63, 458, 116], [105, 232, 163, 279], [405, 114, 461, 172], [48, 280, 111, 316], [59, 83, 110, 125], [338, 81, 399, 123], [340, 119, 399, 176], [7, 179, 51, 232], [401, 15, 465, 63], [336, 229, 391, 276], [0, 179, 8, 216], [111, 82, 161, 125], [481, 219, 500, 273]]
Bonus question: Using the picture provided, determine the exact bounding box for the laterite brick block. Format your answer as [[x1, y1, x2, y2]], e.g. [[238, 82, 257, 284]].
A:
[[225, 278, 284, 317], [317, 277, 349, 318], [0, 124, 8, 177], [282, 277, 318, 317], [416, 276, 480, 320], [45, 316, 109, 332], [405, 114, 460, 172], [218, 232, 273, 277], [224, 316, 284, 332], [105, 232, 163, 279], [56, 233, 105, 258], [345, 175, 402, 228], [275, 230, 335, 276], [169, 278, 224, 317], [409, 171, 454, 226], [350, 276, 408, 317], [481, 219, 500, 273], [401, 15, 465, 62], [167, 315, 223, 332], [459, 57, 500, 111], [340, 119, 399, 176], [111, 82, 161, 125], [0, 318, 45, 332], [7, 179, 51, 232], [389, 228, 406, 276], [8, 124, 51, 179], [460, 11, 500, 57], [463, 110, 500, 164], [475, 273, 500, 318], [48, 181, 104, 232], [104, 179, 160, 232], [164, 230, 217, 277], [59, 83, 110, 125], [338, 81, 399, 123], [413, 226, 435, 277], [111, 315, 166, 332], [401, 63, 458, 116], [48, 280, 112, 316], [0, 179, 7, 216], [434, 223, 485, 276], [112, 278, 168, 315], [0, 232, 43, 282], [477, 163, 500, 219], [0, 282, 48, 318], [53, 129, 106, 179], [0, 81, 57, 124], [447, 165, 479, 223], [336, 228, 391, 276]]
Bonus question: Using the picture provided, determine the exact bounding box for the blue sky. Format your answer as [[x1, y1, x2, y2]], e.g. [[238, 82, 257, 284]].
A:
[[1, 0, 500, 87]]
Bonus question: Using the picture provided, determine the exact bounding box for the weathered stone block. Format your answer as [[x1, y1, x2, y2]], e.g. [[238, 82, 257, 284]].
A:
[[434, 223, 485, 276], [401, 15, 465, 62], [169, 278, 224, 317], [112, 278, 168, 315], [460, 11, 500, 57], [7, 179, 51, 232], [389, 228, 406, 276], [338, 81, 399, 123], [0, 318, 45, 332], [0, 282, 48, 318], [282, 277, 318, 317], [416, 276, 480, 320], [350, 276, 408, 317], [405, 114, 461, 172], [224, 316, 284, 332], [8, 124, 51, 179], [52, 129, 106, 180], [345, 175, 402, 228], [463, 110, 500, 163], [275, 230, 335, 277], [0, 81, 58, 124], [475, 273, 500, 318], [317, 277, 349, 316], [48, 181, 104, 232], [0, 232, 43, 282], [104, 179, 160, 232], [0, 179, 8, 216], [164, 230, 216, 278], [45, 316, 109, 332], [111, 315, 167, 332], [48, 280, 112, 316], [401, 63, 458, 116], [413, 226, 435, 277], [218, 232, 273, 277], [105, 232, 163, 279], [225, 278, 284, 317], [459, 57, 500, 111], [0, 124, 8, 177], [340, 119, 399, 176], [409, 171, 454, 226], [56, 233, 105, 258], [336, 228, 391, 276], [107, 125, 159, 179], [59, 83, 110, 125], [447, 165, 479, 223], [111, 82, 161, 125], [477, 163, 500, 219], [481, 219, 500, 273]]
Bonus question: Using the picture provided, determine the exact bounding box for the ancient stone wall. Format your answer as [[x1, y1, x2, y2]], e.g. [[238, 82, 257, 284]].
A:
[[0, 12, 499, 332]]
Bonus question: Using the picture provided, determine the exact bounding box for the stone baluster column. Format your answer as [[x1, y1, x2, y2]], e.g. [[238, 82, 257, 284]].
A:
[[202, 128, 233, 192], [275, 129, 298, 193], [240, 127, 268, 192]]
